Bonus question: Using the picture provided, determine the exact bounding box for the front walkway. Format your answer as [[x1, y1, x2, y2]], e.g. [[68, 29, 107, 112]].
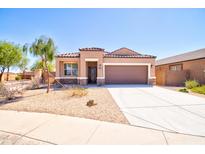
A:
[[0, 110, 205, 144]]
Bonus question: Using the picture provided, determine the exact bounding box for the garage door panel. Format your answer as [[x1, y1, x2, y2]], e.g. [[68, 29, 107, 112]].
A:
[[105, 65, 148, 84]]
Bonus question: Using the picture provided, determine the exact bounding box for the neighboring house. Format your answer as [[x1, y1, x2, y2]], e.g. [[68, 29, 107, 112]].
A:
[[21, 70, 56, 83], [55, 47, 156, 85], [1, 72, 17, 81], [156, 48, 205, 86], [21, 71, 35, 79]]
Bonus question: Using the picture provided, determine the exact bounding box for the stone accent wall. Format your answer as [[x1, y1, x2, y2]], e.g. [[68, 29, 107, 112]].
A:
[[59, 79, 77, 84], [97, 78, 105, 86], [79, 79, 87, 86], [148, 78, 156, 85]]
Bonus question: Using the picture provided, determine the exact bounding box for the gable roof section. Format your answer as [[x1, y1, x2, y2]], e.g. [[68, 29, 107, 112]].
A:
[[104, 47, 156, 58], [156, 48, 205, 66], [111, 47, 140, 55]]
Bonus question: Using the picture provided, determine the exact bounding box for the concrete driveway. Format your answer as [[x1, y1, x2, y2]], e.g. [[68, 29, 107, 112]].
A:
[[106, 85, 205, 136]]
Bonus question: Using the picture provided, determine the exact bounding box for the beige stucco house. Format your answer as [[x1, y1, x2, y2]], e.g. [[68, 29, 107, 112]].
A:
[[55, 47, 156, 85]]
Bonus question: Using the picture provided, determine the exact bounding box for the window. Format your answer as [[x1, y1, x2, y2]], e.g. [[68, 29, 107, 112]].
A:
[[169, 64, 182, 71], [72, 64, 78, 76], [64, 63, 78, 76]]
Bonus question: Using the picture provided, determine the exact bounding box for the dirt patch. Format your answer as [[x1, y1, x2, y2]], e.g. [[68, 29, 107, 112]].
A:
[[0, 87, 129, 124]]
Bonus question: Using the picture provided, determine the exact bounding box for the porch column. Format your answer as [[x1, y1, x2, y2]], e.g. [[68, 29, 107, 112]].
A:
[[55, 59, 60, 77], [97, 62, 105, 86], [79, 59, 87, 85], [148, 64, 156, 85]]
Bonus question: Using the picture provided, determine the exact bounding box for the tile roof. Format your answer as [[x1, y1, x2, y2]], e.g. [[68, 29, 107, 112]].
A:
[[56, 52, 80, 58], [156, 48, 205, 66], [79, 47, 105, 51], [104, 53, 156, 58], [56, 47, 156, 58]]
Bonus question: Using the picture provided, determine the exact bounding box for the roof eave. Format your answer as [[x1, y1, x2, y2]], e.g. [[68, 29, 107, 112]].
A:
[[156, 56, 205, 66]]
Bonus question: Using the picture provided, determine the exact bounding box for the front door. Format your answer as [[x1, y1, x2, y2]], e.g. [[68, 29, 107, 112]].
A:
[[88, 67, 97, 83]]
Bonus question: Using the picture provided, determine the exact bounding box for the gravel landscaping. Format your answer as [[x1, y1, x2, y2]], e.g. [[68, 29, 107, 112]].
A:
[[0, 87, 129, 124]]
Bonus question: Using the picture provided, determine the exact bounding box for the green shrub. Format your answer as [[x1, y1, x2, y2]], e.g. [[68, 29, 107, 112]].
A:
[[185, 80, 199, 89], [178, 88, 189, 93], [191, 85, 205, 95], [15, 75, 21, 81]]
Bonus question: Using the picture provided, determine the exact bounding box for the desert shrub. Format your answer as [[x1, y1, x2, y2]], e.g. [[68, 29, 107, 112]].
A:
[[0, 83, 23, 100], [178, 88, 189, 93], [69, 87, 88, 97], [185, 80, 199, 89], [72, 88, 87, 97], [15, 75, 21, 81], [191, 85, 205, 95], [86, 99, 97, 107]]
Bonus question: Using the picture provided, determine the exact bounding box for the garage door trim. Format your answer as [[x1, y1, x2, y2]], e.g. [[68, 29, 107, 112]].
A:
[[103, 63, 151, 82]]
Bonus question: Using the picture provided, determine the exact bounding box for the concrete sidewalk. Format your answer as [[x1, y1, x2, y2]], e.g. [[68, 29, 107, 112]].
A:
[[0, 110, 205, 144]]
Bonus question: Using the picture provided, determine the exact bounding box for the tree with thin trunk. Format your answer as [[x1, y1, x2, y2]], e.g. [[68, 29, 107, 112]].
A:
[[24, 36, 56, 93], [0, 41, 22, 82], [18, 56, 28, 79]]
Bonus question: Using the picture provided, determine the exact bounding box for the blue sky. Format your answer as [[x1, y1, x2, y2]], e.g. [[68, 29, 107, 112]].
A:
[[0, 9, 205, 70]]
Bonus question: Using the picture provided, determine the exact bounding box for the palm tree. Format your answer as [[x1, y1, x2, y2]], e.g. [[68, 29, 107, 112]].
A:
[[24, 36, 56, 93], [30, 60, 54, 72]]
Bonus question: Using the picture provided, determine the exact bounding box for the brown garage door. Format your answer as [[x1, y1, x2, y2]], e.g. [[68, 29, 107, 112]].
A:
[[105, 65, 148, 84]]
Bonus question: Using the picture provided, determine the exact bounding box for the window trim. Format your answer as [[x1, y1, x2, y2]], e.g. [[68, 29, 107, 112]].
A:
[[169, 64, 183, 71], [64, 62, 78, 77]]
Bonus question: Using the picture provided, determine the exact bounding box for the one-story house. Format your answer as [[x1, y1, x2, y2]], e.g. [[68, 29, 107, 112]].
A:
[[156, 48, 205, 86], [55, 47, 156, 85]]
